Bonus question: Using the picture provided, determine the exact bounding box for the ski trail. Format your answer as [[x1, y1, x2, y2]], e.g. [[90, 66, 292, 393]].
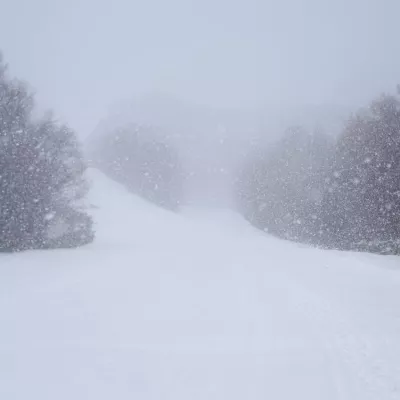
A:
[[2, 171, 400, 400], [252, 237, 400, 400], [186, 210, 400, 399]]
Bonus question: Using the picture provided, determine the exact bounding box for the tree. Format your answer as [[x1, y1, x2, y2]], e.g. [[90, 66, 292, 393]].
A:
[[321, 93, 400, 253], [93, 124, 182, 210], [0, 55, 94, 251], [237, 126, 333, 244]]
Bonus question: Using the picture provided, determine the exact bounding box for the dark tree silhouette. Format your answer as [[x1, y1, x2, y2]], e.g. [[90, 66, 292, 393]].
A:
[[93, 124, 182, 210], [237, 126, 333, 243], [238, 91, 400, 255], [321, 93, 400, 253], [0, 55, 94, 251]]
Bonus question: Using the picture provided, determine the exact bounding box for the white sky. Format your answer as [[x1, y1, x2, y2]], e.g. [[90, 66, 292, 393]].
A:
[[1, 0, 399, 135]]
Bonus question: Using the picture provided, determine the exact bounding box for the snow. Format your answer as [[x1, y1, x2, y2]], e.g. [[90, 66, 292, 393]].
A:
[[2, 169, 400, 399]]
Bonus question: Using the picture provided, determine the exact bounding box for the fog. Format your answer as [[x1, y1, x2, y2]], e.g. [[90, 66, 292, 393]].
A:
[[2, 0, 400, 207], [2, 0, 400, 135]]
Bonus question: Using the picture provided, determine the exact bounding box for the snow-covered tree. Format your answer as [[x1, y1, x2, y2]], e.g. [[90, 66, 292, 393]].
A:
[[0, 55, 94, 251]]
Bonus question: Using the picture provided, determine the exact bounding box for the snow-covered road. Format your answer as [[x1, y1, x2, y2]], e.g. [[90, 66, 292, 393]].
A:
[[1, 170, 400, 399]]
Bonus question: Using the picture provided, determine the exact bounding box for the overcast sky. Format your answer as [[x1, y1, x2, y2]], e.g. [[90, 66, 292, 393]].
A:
[[1, 0, 399, 135]]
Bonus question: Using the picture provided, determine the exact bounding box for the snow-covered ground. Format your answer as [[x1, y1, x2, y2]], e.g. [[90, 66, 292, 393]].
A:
[[2, 169, 400, 399]]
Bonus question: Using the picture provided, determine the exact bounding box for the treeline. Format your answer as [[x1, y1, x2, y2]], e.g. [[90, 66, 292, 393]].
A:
[[0, 55, 94, 251], [4, 51, 400, 256], [90, 124, 182, 210], [237, 92, 400, 255]]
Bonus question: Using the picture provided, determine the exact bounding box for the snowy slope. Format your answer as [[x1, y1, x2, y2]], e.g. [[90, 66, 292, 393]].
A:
[[1, 169, 400, 400]]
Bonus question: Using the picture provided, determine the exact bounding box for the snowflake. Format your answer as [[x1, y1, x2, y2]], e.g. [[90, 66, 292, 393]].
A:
[[44, 212, 55, 221]]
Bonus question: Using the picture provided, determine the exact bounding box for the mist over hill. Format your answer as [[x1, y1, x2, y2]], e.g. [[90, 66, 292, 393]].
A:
[[87, 94, 350, 207]]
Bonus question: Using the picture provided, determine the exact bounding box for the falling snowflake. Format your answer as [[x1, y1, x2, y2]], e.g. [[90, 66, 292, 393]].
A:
[[364, 157, 372, 164]]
